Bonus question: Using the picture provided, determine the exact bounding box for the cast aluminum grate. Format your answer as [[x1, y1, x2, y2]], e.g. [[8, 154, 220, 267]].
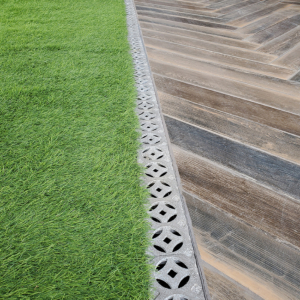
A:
[[124, 0, 210, 299]]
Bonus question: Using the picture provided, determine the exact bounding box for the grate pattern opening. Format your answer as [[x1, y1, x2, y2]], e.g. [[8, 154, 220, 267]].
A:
[[146, 162, 168, 178], [141, 122, 158, 132], [149, 202, 177, 223], [147, 181, 172, 198], [141, 133, 161, 145], [142, 147, 164, 160], [155, 258, 190, 290], [152, 227, 184, 253]]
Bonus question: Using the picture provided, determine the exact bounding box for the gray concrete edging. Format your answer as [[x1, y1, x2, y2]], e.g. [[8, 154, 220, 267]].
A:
[[125, 1, 211, 299]]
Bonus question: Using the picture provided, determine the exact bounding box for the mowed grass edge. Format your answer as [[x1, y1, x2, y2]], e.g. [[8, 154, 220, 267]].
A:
[[0, 0, 151, 298]]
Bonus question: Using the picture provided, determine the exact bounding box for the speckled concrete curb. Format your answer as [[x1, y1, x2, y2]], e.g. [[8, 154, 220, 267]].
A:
[[125, 0, 211, 299]]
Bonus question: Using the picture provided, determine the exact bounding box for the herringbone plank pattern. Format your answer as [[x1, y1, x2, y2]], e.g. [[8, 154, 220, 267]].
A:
[[134, 1, 300, 299]]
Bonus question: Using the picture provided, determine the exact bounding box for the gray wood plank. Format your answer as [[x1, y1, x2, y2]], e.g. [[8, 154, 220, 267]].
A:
[[140, 21, 259, 49], [154, 74, 300, 136], [175, 146, 300, 249], [165, 116, 300, 198], [159, 91, 300, 164], [258, 25, 300, 56], [144, 37, 294, 78], [183, 189, 300, 299], [150, 60, 300, 114], [139, 16, 245, 39], [147, 47, 300, 97], [142, 28, 276, 62]]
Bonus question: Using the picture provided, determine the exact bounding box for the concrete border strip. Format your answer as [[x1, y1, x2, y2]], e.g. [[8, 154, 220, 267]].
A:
[[125, 0, 211, 299]]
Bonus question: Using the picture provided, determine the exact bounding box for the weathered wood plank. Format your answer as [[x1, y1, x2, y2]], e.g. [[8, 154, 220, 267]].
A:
[[202, 262, 264, 300], [183, 190, 300, 300], [136, 5, 223, 23], [134, 0, 208, 11], [147, 47, 300, 97], [165, 116, 300, 198], [174, 146, 300, 248], [135, 1, 222, 17], [137, 10, 237, 30], [154, 74, 300, 136], [247, 18, 298, 44], [159, 91, 300, 164], [258, 25, 300, 57], [228, 3, 286, 27], [138, 16, 245, 39], [239, 8, 300, 34], [150, 60, 300, 114], [273, 42, 300, 69], [142, 28, 276, 62], [221, 0, 280, 24], [144, 37, 294, 78], [140, 21, 259, 49]]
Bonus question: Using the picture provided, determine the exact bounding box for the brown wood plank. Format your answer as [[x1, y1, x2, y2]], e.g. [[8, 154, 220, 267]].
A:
[[165, 116, 300, 198], [147, 47, 300, 97], [138, 16, 245, 39], [220, 0, 279, 23], [228, 2, 286, 27], [135, 1, 222, 17], [144, 37, 294, 78], [159, 91, 300, 164], [173, 146, 300, 248], [239, 8, 300, 34], [150, 60, 300, 114], [273, 42, 300, 69], [137, 10, 237, 30], [142, 28, 276, 62], [258, 25, 300, 56], [184, 190, 300, 300], [140, 21, 259, 49], [247, 18, 298, 44], [154, 74, 300, 136], [202, 262, 264, 300], [216, 0, 260, 15], [136, 5, 223, 23], [134, 0, 209, 11]]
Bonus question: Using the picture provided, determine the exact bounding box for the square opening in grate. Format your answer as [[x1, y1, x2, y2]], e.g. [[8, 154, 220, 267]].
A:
[[164, 237, 172, 244], [168, 270, 177, 278]]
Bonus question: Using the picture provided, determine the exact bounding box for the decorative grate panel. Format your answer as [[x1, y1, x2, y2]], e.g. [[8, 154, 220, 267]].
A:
[[125, 0, 210, 299]]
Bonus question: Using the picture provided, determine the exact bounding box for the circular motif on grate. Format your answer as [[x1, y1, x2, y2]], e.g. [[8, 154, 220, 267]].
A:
[[141, 133, 161, 145], [141, 122, 158, 132], [164, 295, 189, 300], [139, 111, 155, 121], [137, 93, 153, 102], [152, 226, 183, 253], [149, 201, 177, 223], [146, 162, 167, 178], [142, 147, 164, 160], [147, 181, 172, 198], [138, 101, 154, 110], [155, 258, 190, 289]]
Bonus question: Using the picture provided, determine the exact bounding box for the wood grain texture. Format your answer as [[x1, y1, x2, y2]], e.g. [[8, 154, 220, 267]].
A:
[[159, 92, 300, 164], [184, 191, 300, 300], [166, 115, 300, 199], [150, 61, 300, 114], [135, 0, 300, 298], [154, 74, 300, 136], [173, 145, 300, 248]]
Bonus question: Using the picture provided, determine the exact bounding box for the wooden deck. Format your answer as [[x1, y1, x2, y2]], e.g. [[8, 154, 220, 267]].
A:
[[134, 0, 300, 299]]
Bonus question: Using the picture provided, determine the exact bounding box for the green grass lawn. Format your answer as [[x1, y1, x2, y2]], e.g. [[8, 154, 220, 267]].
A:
[[0, 0, 151, 298]]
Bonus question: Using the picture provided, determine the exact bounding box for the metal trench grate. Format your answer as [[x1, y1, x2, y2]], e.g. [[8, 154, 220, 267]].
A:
[[125, 0, 210, 299]]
